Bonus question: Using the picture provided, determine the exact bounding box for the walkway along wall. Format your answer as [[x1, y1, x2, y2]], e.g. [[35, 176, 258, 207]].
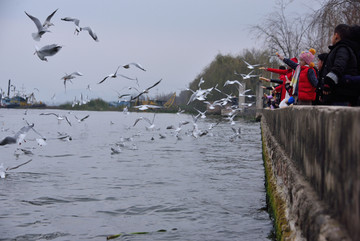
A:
[[260, 106, 359, 240]]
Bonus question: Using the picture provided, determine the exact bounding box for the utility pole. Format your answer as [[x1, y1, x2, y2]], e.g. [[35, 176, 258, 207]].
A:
[[7, 79, 11, 97]]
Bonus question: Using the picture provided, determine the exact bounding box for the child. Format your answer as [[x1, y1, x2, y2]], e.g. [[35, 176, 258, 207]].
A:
[[277, 49, 318, 105]]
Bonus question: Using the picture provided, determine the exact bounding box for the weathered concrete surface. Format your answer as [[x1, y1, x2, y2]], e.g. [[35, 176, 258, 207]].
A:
[[261, 106, 360, 240]]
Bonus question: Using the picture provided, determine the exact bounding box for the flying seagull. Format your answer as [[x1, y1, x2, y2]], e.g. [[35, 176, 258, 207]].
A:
[[34, 44, 62, 61], [243, 60, 261, 69], [131, 79, 162, 100], [0, 123, 35, 146], [98, 66, 121, 84], [25, 10, 56, 41], [75, 115, 90, 123], [80, 26, 99, 42], [40, 112, 72, 126], [0, 159, 32, 179], [61, 72, 83, 91], [123, 63, 146, 71]]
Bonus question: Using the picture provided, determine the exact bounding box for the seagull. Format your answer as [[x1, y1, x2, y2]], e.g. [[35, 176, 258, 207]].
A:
[[133, 113, 156, 130], [25, 11, 52, 41], [194, 108, 207, 119], [0, 159, 32, 179], [98, 66, 121, 84], [57, 132, 72, 141], [198, 77, 205, 88], [131, 79, 162, 100], [111, 147, 122, 155], [0, 123, 35, 146], [224, 80, 243, 87], [61, 17, 81, 34], [75, 115, 90, 123], [237, 70, 260, 80], [243, 60, 261, 69], [133, 104, 163, 111], [176, 107, 185, 115], [34, 44, 62, 61], [229, 126, 241, 142], [80, 26, 99, 42], [61, 72, 83, 91], [40, 113, 71, 126], [186, 86, 214, 105], [123, 63, 146, 71], [204, 100, 221, 110]]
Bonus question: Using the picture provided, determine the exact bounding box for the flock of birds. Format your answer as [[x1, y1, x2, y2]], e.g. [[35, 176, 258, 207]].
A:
[[22, 8, 161, 106], [0, 8, 264, 178]]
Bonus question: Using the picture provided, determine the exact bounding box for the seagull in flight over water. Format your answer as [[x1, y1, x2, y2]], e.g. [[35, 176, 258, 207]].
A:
[[40, 113, 72, 126], [61, 71, 83, 91], [131, 79, 162, 100]]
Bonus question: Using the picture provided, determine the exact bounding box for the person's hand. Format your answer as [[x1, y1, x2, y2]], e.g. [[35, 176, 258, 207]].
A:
[[258, 67, 266, 70], [259, 76, 270, 82], [276, 52, 284, 61], [261, 86, 267, 89], [323, 76, 336, 95]]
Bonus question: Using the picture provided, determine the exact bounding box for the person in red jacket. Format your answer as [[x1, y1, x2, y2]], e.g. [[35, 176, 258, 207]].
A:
[[277, 49, 318, 105], [259, 58, 298, 101]]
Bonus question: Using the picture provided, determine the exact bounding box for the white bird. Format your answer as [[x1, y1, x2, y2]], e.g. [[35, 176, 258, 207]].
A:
[[40, 113, 71, 126], [123, 63, 146, 71], [130, 79, 162, 100], [194, 108, 207, 119], [34, 44, 62, 61], [0, 124, 35, 146], [0, 159, 32, 179], [229, 126, 241, 142], [133, 104, 163, 111], [186, 86, 214, 105], [224, 80, 243, 87], [204, 100, 221, 110], [176, 107, 185, 115], [133, 114, 156, 130], [25, 11, 52, 41], [111, 147, 122, 155], [243, 60, 261, 69], [80, 26, 99, 42], [198, 77, 205, 88], [237, 70, 259, 80], [75, 115, 90, 123], [98, 66, 121, 84], [61, 72, 83, 91]]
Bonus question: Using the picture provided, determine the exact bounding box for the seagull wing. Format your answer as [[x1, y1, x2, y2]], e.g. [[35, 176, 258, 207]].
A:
[[80, 115, 90, 121], [40, 112, 59, 117], [243, 60, 250, 66], [98, 75, 110, 84], [25, 11, 42, 31], [44, 8, 58, 26], [133, 117, 143, 127], [118, 74, 137, 81], [70, 71, 83, 77], [61, 17, 80, 27], [145, 79, 162, 92], [64, 116, 72, 126], [13, 124, 34, 143], [7, 159, 32, 171]]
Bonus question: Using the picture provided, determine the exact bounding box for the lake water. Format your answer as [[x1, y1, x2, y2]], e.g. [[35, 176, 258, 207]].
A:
[[0, 108, 273, 241]]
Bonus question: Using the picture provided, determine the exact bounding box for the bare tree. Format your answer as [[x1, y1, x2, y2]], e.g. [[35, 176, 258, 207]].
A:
[[308, 0, 360, 53], [252, 0, 310, 58]]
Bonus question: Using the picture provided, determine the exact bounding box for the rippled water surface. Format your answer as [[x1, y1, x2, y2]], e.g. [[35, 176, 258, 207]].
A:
[[0, 109, 272, 240]]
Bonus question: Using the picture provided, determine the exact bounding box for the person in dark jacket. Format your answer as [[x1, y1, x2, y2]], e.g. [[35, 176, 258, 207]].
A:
[[320, 24, 359, 106]]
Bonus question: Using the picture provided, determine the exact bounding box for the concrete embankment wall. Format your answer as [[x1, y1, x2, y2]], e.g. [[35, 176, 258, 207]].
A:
[[260, 106, 360, 241]]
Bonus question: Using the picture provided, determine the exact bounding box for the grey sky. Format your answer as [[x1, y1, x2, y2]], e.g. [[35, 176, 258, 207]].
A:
[[0, 0, 319, 104]]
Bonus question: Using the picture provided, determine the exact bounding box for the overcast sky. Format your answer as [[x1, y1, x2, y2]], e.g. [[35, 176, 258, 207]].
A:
[[0, 0, 320, 104]]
